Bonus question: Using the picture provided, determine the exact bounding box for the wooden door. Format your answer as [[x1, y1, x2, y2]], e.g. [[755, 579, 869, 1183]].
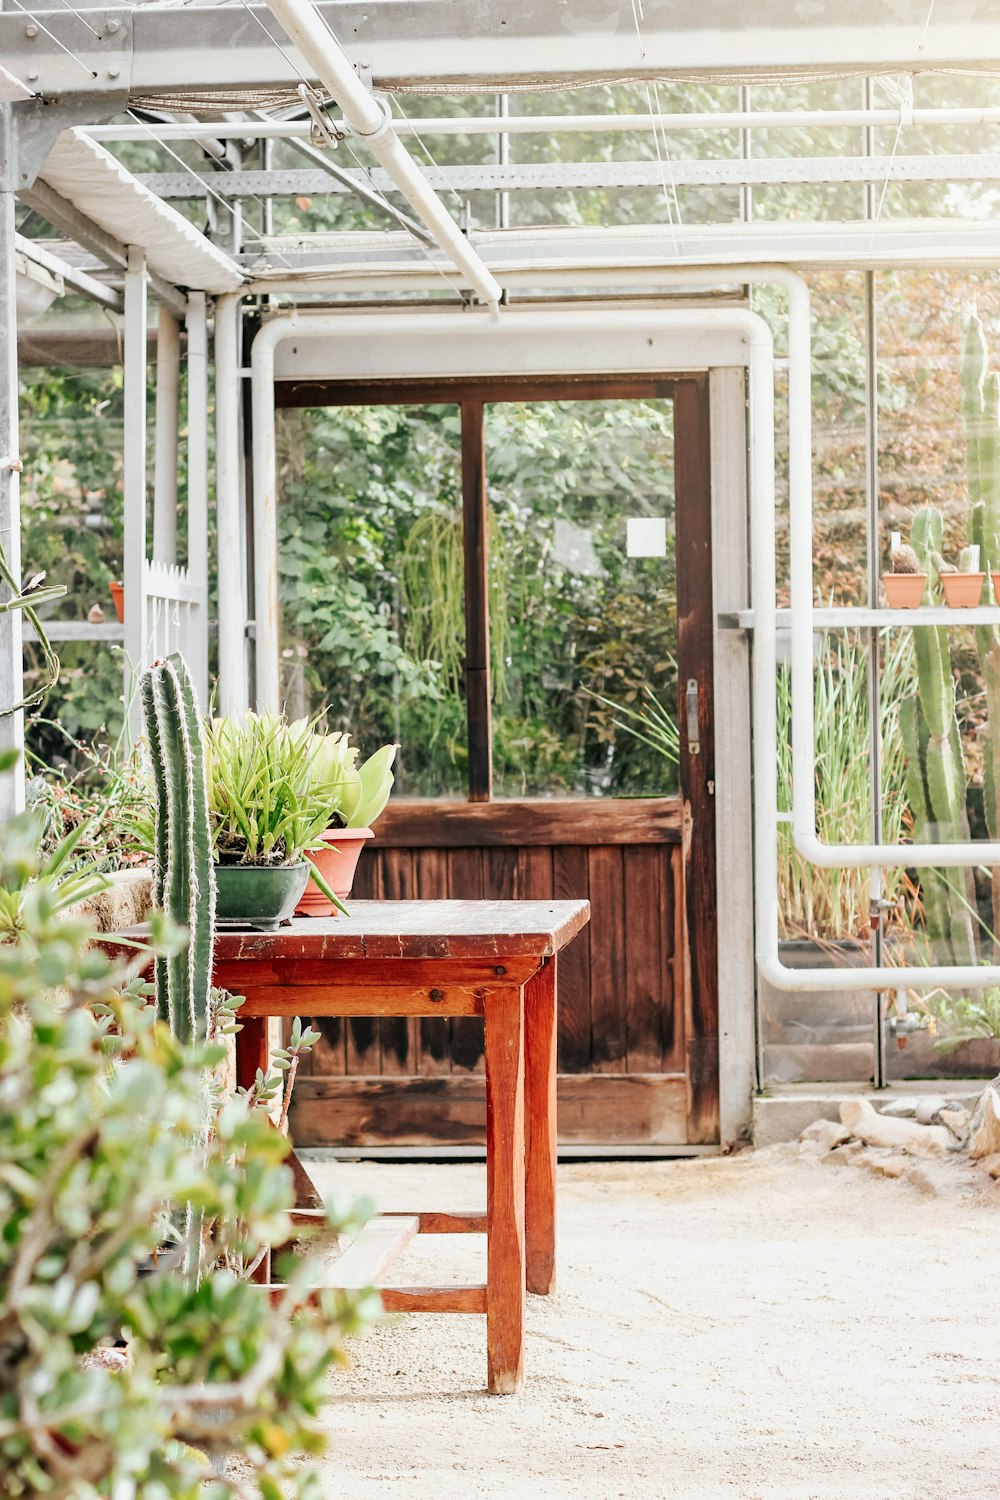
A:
[[280, 375, 718, 1149]]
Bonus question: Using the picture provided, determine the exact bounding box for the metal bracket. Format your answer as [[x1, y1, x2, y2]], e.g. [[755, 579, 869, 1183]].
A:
[[296, 82, 346, 150], [686, 678, 701, 757]]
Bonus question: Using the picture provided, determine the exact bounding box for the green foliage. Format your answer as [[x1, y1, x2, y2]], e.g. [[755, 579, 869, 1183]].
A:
[[0, 815, 377, 1498], [204, 712, 339, 868], [302, 731, 396, 829], [924, 987, 1000, 1051], [776, 633, 914, 942]]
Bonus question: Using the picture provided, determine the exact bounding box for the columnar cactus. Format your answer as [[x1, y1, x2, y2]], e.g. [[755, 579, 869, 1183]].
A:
[[139, 653, 215, 1045], [900, 507, 979, 965], [962, 309, 1000, 950]]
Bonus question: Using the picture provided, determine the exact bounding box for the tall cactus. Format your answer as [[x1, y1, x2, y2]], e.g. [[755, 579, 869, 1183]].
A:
[[139, 653, 215, 1045], [962, 309, 1000, 952], [901, 507, 979, 965]]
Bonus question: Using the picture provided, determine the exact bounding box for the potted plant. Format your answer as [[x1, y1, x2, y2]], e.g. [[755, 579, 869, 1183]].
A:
[[942, 543, 985, 608], [295, 730, 397, 916], [881, 530, 926, 608], [110, 578, 125, 622], [202, 710, 344, 929]]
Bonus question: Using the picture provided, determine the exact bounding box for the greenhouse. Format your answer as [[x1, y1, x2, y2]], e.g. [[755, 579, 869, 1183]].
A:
[[5, 2, 1000, 1494]]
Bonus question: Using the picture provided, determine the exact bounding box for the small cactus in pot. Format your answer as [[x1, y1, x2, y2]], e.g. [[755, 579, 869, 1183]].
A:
[[882, 529, 926, 608], [942, 542, 985, 608]]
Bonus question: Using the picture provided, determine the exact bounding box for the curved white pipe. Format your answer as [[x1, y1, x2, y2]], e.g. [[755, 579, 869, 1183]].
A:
[[261, 0, 502, 313]]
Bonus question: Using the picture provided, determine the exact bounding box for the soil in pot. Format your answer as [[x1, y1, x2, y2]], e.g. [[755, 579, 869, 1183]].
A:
[[215, 862, 310, 931], [942, 572, 985, 608], [881, 573, 926, 608], [296, 827, 374, 916]]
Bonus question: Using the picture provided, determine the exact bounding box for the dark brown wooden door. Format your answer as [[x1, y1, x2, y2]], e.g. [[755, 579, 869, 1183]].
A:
[[281, 375, 718, 1149]]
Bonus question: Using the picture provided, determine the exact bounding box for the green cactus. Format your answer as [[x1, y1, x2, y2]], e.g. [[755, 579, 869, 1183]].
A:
[[901, 508, 979, 964], [962, 311, 1000, 949], [139, 653, 215, 1045]]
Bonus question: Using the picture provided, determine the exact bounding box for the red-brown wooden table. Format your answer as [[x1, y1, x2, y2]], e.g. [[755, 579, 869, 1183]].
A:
[[212, 899, 590, 1395]]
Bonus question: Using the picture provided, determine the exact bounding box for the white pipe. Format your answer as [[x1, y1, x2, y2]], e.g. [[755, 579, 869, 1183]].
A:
[[214, 293, 249, 716], [261, 0, 502, 312], [84, 106, 1000, 143], [185, 292, 210, 706], [123, 246, 148, 747], [152, 306, 180, 566]]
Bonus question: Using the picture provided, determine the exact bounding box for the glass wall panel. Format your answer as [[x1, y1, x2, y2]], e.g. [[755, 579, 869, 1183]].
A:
[[484, 397, 678, 798], [276, 403, 468, 796]]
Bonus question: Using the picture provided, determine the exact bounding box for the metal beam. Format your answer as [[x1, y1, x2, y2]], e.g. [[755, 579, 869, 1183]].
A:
[[19, 177, 188, 316], [14, 232, 122, 310], [138, 152, 1000, 201], [5, 4, 1000, 99]]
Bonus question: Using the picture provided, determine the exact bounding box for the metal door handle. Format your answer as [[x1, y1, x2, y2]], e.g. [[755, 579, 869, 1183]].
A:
[[686, 678, 700, 756]]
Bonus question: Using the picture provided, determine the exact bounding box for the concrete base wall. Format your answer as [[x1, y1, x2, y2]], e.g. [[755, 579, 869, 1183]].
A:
[[753, 1080, 989, 1148]]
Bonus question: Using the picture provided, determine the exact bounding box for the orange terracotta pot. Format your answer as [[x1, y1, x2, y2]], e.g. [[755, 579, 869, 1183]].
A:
[[992, 571, 1000, 606], [942, 572, 985, 608], [109, 580, 125, 623], [295, 827, 375, 916], [881, 573, 926, 609]]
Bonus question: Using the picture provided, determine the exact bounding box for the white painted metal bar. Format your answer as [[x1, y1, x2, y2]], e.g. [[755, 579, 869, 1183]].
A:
[[185, 291, 210, 706], [214, 292, 249, 715], [261, 0, 502, 311], [84, 105, 1000, 142], [737, 606, 1000, 628], [152, 305, 180, 567], [0, 108, 23, 813], [122, 246, 149, 746]]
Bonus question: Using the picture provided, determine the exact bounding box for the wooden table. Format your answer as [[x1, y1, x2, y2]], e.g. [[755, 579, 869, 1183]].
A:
[[213, 899, 590, 1395]]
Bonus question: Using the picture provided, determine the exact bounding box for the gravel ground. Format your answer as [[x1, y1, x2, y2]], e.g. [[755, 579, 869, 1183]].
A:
[[305, 1148, 1000, 1500]]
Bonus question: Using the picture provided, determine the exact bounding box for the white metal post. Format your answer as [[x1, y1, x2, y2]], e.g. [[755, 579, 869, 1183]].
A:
[[214, 292, 248, 714], [123, 246, 149, 744], [152, 304, 180, 566], [0, 105, 23, 814], [185, 290, 209, 704]]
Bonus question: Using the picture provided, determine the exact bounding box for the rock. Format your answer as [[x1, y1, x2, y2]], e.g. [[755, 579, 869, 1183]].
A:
[[822, 1141, 865, 1167], [87, 601, 106, 624], [977, 1151, 1000, 1179], [968, 1085, 1000, 1160], [914, 1096, 948, 1125], [879, 1099, 917, 1118], [865, 1153, 910, 1180], [839, 1098, 953, 1156], [938, 1105, 970, 1145], [70, 868, 153, 933], [799, 1119, 853, 1150]]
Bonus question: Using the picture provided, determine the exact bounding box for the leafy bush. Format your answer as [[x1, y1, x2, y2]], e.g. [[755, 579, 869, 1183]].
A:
[[0, 812, 377, 1497]]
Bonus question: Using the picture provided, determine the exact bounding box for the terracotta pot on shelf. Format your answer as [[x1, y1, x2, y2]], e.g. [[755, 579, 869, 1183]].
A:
[[942, 572, 985, 608], [296, 827, 375, 916], [109, 580, 124, 623], [992, 572, 1000, 606], [881, 573, 926, 609]]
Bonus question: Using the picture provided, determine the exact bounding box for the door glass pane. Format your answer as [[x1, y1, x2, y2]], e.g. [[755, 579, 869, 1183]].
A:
[[484, 398, 678, 798], [276, 402, 467, 796]]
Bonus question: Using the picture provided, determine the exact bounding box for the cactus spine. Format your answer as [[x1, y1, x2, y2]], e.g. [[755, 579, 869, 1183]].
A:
[[902, 507, 979, 965], [140, 653, 215, 1044]]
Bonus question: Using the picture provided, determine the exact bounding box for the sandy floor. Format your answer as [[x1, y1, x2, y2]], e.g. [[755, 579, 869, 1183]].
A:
[[305, 1150, 1000, 1500]]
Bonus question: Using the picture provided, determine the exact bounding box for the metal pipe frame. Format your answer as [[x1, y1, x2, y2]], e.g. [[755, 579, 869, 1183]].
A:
[[152, 304, 180, 566], [81, 105, 1000, 142], [122, 244, 148, 745], [214, 291, 249, 714], [260, 0, 502, 312], [186, 291, 210, 706]]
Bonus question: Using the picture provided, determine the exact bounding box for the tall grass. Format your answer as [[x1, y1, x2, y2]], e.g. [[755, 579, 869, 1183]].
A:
[[776, 633, 915, 942]]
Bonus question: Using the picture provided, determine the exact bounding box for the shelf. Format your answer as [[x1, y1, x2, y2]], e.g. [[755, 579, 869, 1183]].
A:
[[727, 607, 1000, 630]]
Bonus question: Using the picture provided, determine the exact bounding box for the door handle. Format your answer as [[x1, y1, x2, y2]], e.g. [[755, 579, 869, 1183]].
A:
[[686, 678, 701, 756]]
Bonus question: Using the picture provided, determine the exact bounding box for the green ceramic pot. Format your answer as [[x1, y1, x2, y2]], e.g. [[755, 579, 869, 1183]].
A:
[[214, 862, 310, 931]]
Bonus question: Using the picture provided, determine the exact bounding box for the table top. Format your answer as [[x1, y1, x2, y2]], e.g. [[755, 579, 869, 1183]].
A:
[[210, 899, 590, 962]]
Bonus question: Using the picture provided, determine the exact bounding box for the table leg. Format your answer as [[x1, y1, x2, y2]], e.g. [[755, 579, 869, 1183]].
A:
[[524, 954, 558, 1295], [485, 986, 526, 1395], [235, 1013, 270, 1092]]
